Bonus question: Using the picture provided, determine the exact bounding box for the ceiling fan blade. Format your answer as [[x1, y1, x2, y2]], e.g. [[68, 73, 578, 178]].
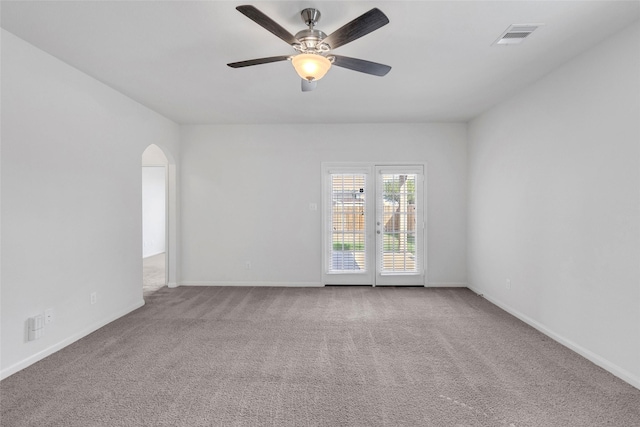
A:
[[236, 5, 299, 46], [322, 8, 389, 50], [301, 79, 317, 92], [331, 55, 391, 76], [227, 55, 291, 68]]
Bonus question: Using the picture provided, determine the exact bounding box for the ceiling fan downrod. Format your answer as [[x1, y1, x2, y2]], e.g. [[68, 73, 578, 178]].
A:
[[301, 8, 321, 28]]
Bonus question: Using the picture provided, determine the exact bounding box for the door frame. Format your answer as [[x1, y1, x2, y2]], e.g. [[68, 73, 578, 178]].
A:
[[321, 162, 427, 287], [374, 164, 426, 286]]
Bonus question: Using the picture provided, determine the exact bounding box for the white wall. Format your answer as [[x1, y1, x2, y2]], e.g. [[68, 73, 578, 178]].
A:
[[179, 123, 467, 287], [142, 167, 166, 258], [0, 30, 180, 378], [467, 21, 640, 388]]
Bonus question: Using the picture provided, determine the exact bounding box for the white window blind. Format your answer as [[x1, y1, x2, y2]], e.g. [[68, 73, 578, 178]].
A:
[[328, 173, 367, 273], [378, 173, 419, 274]]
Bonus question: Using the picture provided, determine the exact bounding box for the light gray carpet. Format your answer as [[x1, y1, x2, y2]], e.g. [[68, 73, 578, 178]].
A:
[[143, 253, 165, 295], [1, 286, 639, 426]]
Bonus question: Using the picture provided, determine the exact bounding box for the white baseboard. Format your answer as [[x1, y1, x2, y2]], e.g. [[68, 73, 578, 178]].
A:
[[467, 285, 640, 390], [0, 300, 145, 381], [427, 282, 468, 287], [179, 281, 323, 287], [178, 282, 468, 288]]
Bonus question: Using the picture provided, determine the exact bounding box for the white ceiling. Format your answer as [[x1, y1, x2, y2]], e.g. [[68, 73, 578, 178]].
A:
[[2, 1, 638, 124]]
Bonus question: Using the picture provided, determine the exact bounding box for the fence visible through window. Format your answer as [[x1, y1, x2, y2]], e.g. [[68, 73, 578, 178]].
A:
[[329, 173, 366, 272], [379, 173, 417, 273], [324, 164, 424, 286]]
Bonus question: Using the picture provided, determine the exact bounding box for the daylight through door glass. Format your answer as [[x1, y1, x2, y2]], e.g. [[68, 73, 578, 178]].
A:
[[329, 174, 366, 272], [380, 174, 417, 273]]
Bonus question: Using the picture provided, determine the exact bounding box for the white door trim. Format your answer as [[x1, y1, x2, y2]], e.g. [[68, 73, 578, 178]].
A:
[[321, 162, 427, 286]]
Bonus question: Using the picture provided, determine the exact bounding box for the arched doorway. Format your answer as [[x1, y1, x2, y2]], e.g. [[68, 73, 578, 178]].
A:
[[141, 144, 175, 295]]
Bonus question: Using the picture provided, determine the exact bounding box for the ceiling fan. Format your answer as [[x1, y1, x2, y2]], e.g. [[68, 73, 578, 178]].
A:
[[227, 5, 392, 91]]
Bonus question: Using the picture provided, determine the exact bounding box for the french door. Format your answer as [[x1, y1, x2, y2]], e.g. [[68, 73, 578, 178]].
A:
[[322, 163, 425, 286]]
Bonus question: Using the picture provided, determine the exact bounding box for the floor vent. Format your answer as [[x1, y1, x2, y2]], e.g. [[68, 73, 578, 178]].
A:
[[493, 24, 542, 45]]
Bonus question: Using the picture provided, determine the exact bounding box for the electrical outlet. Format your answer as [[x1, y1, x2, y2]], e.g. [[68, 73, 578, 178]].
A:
[[90, 292, 97, 304], [245, 261, 251, 270], [44, 308, 54, 325], [506, 279, 511, 290]]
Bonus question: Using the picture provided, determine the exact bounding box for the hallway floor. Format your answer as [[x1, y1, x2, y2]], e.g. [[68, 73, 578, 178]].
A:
[[143, 253, 165, 295]]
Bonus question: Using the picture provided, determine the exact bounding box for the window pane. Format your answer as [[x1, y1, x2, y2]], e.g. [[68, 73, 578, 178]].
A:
[[329, 174, 366, 272], [379, 174, 417, 273]]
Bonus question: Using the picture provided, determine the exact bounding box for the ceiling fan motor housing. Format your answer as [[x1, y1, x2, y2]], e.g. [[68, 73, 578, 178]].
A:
[[294, 28, 330, 52], [294, 8, 331, 53]]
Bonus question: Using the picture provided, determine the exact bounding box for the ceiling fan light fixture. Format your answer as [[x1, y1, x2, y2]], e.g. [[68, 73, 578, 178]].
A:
[[228, 6, 391, 91], [292, 53, 331, 82]]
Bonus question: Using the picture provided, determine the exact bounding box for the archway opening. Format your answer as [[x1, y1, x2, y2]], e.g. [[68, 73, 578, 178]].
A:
[[142, 144, 169, 295]]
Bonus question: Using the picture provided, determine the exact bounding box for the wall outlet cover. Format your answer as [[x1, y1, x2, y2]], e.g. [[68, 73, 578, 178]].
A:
[[44, 308, 54, 324]]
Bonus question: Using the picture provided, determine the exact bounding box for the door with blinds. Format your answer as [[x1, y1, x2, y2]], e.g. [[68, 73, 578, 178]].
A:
[[323, 164, 425, 286]]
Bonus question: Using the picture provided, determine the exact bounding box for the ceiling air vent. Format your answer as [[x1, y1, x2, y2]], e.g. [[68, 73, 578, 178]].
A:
[[493, 24, 542, 45]]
